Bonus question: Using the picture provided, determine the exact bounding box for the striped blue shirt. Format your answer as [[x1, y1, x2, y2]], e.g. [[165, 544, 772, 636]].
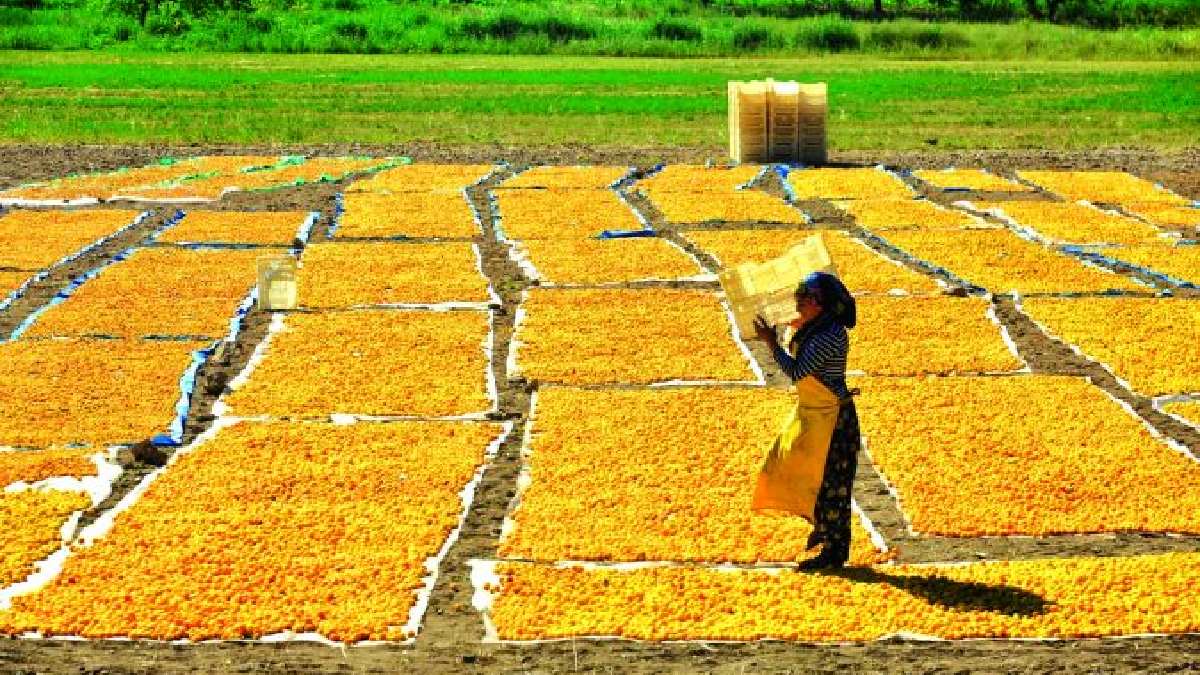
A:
[[770, 316, 851, 399]]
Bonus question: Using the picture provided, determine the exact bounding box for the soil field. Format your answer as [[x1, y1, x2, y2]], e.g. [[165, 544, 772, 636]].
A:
[[1, 145, 1198, 674]]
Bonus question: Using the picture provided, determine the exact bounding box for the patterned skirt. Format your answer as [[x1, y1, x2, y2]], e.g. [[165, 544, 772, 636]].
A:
[[809, 400, 861, 562]]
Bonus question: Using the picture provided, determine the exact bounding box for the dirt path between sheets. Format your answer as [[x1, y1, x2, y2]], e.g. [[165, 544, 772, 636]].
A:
[[1, 146, 1199, 674]]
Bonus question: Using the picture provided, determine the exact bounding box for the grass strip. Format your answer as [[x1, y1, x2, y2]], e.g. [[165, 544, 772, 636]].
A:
[[0, 53, 1196, 149]]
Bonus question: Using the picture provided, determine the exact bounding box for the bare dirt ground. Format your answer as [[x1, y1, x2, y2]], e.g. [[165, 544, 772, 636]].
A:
[[1, 145, 1198, 674]]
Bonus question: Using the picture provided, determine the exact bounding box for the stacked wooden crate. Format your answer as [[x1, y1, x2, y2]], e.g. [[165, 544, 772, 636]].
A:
[[728, 80, 826, 165]]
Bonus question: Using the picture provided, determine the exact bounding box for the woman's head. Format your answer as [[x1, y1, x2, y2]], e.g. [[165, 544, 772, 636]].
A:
[[792, 283, 823, 323], [795, 272, 856, 329]]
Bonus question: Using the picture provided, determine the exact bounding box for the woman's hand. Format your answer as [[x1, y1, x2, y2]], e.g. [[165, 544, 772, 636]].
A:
[[752, 315, 776, 344]]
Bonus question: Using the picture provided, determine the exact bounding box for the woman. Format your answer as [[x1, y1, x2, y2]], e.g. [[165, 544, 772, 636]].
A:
[[751, 271, 860, 571]]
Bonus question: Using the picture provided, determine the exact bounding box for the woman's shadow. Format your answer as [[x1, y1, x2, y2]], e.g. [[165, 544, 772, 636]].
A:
[[819, 567, 1051, 617]]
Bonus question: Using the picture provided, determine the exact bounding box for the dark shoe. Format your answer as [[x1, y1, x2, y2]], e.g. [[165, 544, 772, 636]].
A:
[[797, 552, 846, 572], [804, 530, 825, 551]]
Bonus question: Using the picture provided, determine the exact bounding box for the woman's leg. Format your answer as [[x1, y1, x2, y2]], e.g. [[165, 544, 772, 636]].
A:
[[810, 403, 861, 563]]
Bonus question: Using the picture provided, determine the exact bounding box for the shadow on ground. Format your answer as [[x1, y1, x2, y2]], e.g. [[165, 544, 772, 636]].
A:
[[829, 567, 1050, 617]]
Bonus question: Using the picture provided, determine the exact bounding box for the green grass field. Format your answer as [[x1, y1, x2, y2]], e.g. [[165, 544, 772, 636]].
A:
[[4, 1, 1199, 57], [1, 52, 1197, 149]]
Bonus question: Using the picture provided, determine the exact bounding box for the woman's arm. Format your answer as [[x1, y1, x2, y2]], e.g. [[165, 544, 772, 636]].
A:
[[770, 328, 844, 381]]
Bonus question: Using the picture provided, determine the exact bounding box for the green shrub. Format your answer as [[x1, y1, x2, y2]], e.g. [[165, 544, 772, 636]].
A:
[[1053, 0, 1200, 28], [506, 33, 552, 54], [236, 11, 269, 32], [112, 21, 135, 40], [733, 23, 772, 48], [716, 0, 821, 19], [90, 14, 140, 42], [402, 8, 430, 27], [539, 16, 596, 42], [0, 27, 52, 48], [795, 15, 860, 50], [456, 11, 595, 43], [864, 20, 970, 49], [145, 0, 189, 35], [956, 0, 1020, 21], [0, 7, 34, 23], [333, 20, 368, 39], [2, 0, 1199, 56], [458, 12, 524, 40], [649, 16, 702, 40], [327, 29, 380, 52]]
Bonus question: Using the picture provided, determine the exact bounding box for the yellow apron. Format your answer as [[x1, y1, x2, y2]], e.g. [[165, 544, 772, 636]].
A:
[[751, 375, 841, 522]]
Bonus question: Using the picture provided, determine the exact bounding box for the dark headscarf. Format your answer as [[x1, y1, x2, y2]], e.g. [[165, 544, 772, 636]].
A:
[[798, 271, 856, 329]]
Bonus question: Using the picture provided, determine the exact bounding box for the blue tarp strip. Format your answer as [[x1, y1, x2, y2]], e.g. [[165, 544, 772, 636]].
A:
[[487, 191, 508, 241], [609, 166, 638, 190], [0, 210, 152, 315], [8, 210, 186, 341], [597, 228, 657, 239], [326, 193, 346, 239], [612, 187, 654, 233], [296, 211, 320, 246], [1061, 245, 1197, 290], [152, 340, 217, 447], [0, 270, 44, 313], [150, 208, 187, 241], [738, 165, 772, 191], [772, 164, 803, 204], [7, 248, 135, 341], [225, 287, 259, 344]]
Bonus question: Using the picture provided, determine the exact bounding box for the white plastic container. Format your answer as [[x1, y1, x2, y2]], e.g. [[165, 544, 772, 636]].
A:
[[257, 255, 298, 310]]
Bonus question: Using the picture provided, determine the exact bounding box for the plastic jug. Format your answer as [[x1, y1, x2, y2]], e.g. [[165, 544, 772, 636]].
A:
[[257, 255, 298, 310]]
